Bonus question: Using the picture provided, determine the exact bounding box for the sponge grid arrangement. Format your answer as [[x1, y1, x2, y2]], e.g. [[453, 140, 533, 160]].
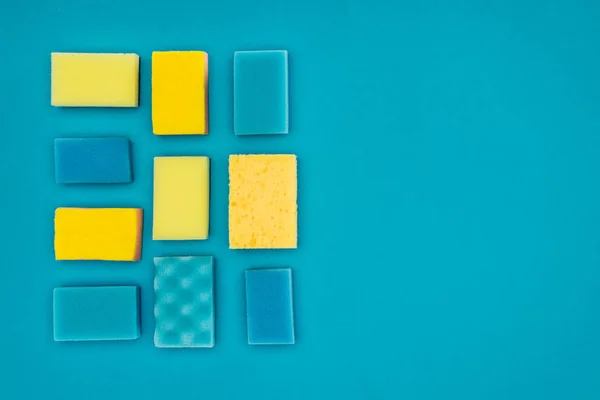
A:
[[49, 49, 297, 347]]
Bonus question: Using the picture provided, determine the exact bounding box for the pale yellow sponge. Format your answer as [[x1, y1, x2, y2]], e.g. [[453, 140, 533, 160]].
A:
[[153, 156, 210, 240], [54, 208, 143, 261], [51, 53, 139, 107], [152, 51, 208, 135], [229, 154, 297, 249]]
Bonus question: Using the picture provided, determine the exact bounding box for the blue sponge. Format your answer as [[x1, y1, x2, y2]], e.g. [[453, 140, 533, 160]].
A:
[[234, 50, 289, 135], [245, 268, 295, 345], [54, 137, 132, 184], [154, 256, 215, 348], [53, 286, 141, 341]]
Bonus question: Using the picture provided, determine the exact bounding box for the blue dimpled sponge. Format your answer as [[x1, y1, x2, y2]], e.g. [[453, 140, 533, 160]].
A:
[[53, 286, 141, 341], [245, 268, 295, 345], [154, 256, 215, 348], [54, 137, 132, 184], [234, 50, 289, 135]]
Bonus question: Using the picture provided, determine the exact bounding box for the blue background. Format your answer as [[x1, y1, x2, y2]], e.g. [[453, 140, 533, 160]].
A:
[[1, 0, 600, 398]]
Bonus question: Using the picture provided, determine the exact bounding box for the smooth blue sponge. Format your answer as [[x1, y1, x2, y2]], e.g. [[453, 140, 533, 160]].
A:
[[54, 137, 132, 184], [154, 256, 215, 348], [245, 268, 295, 345], [53, 286, 141, 341], [234, 50, 289, 135]]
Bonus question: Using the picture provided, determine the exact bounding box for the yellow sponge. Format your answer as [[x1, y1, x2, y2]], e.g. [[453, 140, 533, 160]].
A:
[[229, 154, 297, 249], [55, 208, 143, 261], [51, 53, 139, 107], [152, 51, 208, 135], [153, 156, 210, 240]]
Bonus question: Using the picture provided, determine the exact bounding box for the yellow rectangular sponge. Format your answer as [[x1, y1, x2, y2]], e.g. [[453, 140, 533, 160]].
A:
[[51, 53, 139, 107], [152, 51, 208, 135], [229, 154, 297, 249], [55, 208, 143, 261], [153, 156, 210, 240]]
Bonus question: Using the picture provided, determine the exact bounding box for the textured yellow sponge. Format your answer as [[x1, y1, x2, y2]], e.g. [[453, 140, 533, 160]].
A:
[[229, 154, 297, 249], [152, 51, 208, 135], [55, 208, 143, 261], [153, 156, 210, 240], [51, 53, 139, 107]]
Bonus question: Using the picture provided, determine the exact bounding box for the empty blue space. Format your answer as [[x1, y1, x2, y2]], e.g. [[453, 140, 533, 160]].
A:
[[2, 0, 600, 399]]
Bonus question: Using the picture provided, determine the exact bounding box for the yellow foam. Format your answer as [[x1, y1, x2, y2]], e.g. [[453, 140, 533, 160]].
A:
[[54, 208, 143, 261], [51, 53, 139, 107], [153, 156, 210, 240], [229, 154, 297, 249], [152, 51, 208, 135]]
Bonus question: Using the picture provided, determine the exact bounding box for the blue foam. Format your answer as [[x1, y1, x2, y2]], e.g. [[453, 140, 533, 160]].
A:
[[53, 286, 140, 341], [245, 268, 295, 345], [154, 256, 215, 348], [234, 50, 289, 135], [54, 137, 132, 184]]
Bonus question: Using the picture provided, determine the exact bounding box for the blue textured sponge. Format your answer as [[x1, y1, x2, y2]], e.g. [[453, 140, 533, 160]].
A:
[[154, 256, 215, 348], [234, 50, 289, 135], [245, 268, 295, 345], [54, 137, 132, 184], [53, 286, 140, 341]]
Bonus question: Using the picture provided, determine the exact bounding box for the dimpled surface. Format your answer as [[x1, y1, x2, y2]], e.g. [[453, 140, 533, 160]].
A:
[[154, 256, 215, 348]]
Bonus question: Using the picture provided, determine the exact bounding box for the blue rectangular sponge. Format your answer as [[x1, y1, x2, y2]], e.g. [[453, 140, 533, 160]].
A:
[[234, 50, 289, 135], [54, 137, 132, 184], [245, 268, 295, 345], [53, 286, 141, 341], [154, 256, 215, 348]]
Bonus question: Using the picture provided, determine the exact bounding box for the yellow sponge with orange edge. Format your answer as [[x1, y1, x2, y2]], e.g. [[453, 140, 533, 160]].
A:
[[229, 154, 297, 249], [55, 207, 143, 261], [152, 51, 208, 135]]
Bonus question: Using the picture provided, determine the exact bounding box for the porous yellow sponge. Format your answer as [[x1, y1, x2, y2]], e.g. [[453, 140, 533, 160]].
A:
[[229, 154, 297, 249], [51, 53, 139, 107], [152, 51, 208, 135], [54, 208, 143, 261], [153, 156, 210, 240]]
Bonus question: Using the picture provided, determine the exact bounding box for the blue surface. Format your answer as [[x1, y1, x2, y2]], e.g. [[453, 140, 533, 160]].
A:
[[54, 137, 132, 184], [154, 256, 215, 347], [245, 268, 295, 345], [2, 0, 600, 398], [53, 286, 140, 341], [234, 51, 288, 134]]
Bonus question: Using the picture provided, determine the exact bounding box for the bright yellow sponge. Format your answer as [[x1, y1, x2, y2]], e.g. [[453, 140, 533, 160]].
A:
[[152, 51, 208, 135], [229, 154, 297, 249], [153, 156, 210, 240], [51, 53, 139, 107], [55, 208, 143, 261]]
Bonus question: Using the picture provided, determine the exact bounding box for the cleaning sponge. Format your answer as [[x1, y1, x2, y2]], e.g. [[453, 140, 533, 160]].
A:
[[245, 268, 295, 345], [229, 154, 297, 249], [53, 286, 141, 341], [51, 52, 139, 107], [54, 137, 132, 184], [154, 256, 215, 348], [152, 51, 208, 135], [54, 207, 143, 261], [234, 50, 288, 135], [153, 156, 210, 240]]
